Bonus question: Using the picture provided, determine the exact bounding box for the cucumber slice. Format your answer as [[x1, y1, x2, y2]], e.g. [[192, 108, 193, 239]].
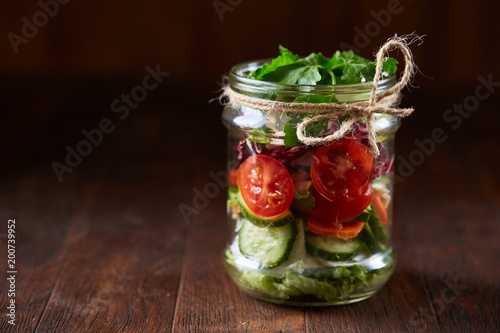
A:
[[358, 205, 388, 253], [237, 192, 294, 227], [367, 205, 388, 243], [359, 221, 385, 253], [238, 219, 297, 268], [305, 232, 362, 261]]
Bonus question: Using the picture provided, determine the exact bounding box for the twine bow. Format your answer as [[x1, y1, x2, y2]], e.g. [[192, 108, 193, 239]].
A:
[[221, 35, 418, 156]]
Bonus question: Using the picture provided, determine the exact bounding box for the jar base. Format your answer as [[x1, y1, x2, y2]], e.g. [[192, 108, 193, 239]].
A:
[[223, 247, 395, 307], [244, 292, 375, 307]]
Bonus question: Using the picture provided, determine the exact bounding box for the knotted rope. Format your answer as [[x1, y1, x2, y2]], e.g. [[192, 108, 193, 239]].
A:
[[221, 35, 418, 156]]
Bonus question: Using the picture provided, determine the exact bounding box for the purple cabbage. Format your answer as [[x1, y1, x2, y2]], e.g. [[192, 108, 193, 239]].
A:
[[236, 119, 393, 181], [354, 122, 393, 180], [236, 139, 316, 167], [371, 143, 394, 179]]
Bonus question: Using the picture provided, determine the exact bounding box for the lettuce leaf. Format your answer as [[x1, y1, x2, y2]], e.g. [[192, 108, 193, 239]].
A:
[[239, 266, 372, 301]]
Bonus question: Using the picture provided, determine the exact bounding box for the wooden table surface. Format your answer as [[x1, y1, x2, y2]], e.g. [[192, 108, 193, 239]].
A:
[[0, 81, 499, 332]]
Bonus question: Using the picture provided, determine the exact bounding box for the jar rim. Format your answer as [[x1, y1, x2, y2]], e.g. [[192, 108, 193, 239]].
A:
[[229, 59, 397, 95], [225, 59, 401, 135]]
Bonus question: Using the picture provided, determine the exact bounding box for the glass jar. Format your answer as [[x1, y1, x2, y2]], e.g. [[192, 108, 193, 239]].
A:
[[222, 60, 400, 306]]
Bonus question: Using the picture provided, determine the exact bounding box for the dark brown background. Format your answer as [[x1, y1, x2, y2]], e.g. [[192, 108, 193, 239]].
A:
[[1, 0, 498, 81], [1, 0, 499, 171], [1, 0, 499, 332]]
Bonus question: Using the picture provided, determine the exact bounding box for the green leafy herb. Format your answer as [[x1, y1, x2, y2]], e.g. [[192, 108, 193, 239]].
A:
[[382, 57, 399, 77], [250, 46, 300, 80], [248, 46, 398, 86], [283, 113, 326, 147], [239, 265, 378, 301], [247, 46, 398, 148]]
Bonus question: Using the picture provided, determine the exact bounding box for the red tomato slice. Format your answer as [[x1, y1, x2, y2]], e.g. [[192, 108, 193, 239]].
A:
[[294, 185, 373, 223], [311, 139, 374, 202], [307, 217, 365, 239], [238, 155, 294, 218]]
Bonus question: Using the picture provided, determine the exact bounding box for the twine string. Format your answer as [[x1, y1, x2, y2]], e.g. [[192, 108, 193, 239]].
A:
[[221, 35, 418, 156]]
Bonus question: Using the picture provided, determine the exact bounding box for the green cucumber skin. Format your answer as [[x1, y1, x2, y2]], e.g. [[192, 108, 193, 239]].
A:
[[238, 219, 297, 269], [367, 205, 388, 243], [357, 205, 389, 254], [305, 233, 362, 261], [237, 193, 294, 228], [359, 222, 385, 253], [305, 242, 358, 261]]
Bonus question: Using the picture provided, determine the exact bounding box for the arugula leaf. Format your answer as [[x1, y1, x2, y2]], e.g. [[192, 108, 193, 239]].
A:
[[262, 63, 321, 85], [246, 47, 399, 147], [336, 50, 376, 83], [248, 47, 398, 88], [315, 52, 345, 70], [279, 45, 299, 59], [297, 66, 322, 85], [344, 61, 375, 77], [250, 45, 300, 80]]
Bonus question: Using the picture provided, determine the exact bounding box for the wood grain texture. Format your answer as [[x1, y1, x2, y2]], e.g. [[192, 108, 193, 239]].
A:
[[0, 83, 499, 332], [0, 170, 87, 333], [33, 163, 189, 333]]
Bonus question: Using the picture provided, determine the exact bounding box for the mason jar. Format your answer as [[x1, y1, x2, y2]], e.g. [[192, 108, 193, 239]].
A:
[[222, 59, 400, 306]]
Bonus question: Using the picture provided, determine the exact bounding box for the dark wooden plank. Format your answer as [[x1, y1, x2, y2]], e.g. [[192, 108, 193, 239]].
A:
[[419, 134, 500, 333], [172, 193, 306, 333], [0, 168, 88, 333], [33, 162, 189, 332]]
